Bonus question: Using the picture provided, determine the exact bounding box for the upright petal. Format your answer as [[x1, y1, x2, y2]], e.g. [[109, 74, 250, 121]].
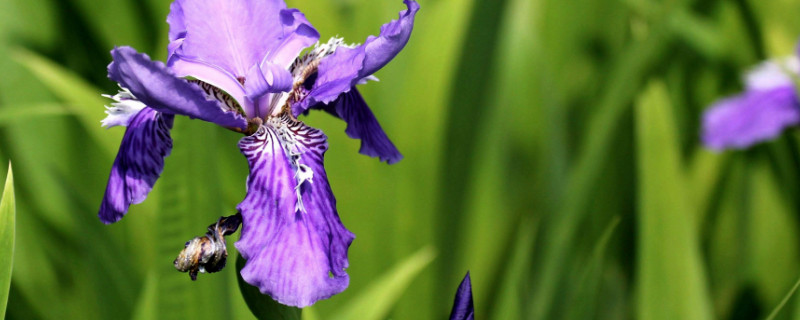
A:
[[235, 115, 354, 307], [702, 86, 800, 150], [359, 0, 420, 77], [170, 0, 287, 78], [449, 272, 475, 320], [269, 9, 320, 69], [99, 107, 174, 224], [295, 0, 419, 114], [317, 88, 402, 164], [108, 46, 248, 130]]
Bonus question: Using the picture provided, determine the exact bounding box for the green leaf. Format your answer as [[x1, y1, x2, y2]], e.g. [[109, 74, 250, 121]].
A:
[[235, 255, 302, 320], [635, 81, 713, 320], [0, 163, 15, 317], [10, 47, 119, 155], [154, 119, 233, 319], [330, 246, 436, 320], [765, 274, 800, 320], [0, 103, 73, 125]]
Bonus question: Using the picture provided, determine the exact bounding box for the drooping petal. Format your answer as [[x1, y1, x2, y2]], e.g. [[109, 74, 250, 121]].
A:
[[235, 115, 354, 307], [108, 46, 248, 130], [99, 107, 174, 224], [702, 85, 800, 150], [317, 88, 402, 164], [294, 0, 419, 114], [449, 272, 475, 320]]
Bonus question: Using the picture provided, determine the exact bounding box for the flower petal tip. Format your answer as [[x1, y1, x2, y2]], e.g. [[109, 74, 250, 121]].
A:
[[449, 271, 475, 320]]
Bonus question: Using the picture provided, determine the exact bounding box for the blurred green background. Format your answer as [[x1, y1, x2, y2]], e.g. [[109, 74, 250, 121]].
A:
[[3, 0, 800, 319]]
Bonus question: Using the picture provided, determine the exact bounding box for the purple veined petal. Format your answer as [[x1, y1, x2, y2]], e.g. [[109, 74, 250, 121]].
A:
[[108, 46, 248, 130], [269, 9, 320, 69], [449, 272, 475, 320], [99, 107, 174, 224], [295, 0, 419, 115], [235, 116, 354, 307], [168, 56, 254, 118], [702, 85, 800, 150], [302, 46, 365, 109], [315, 88, 402, 164], [169, 0, 291, 79]]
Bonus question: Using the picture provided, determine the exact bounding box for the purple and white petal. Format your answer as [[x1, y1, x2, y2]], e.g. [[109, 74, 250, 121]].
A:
[[99, 107, 174, 224], [745, 56, 800, 91], [108, 46, 248, 130], [235, 115, 354, 307], [320, 88, 402, 164], [702, 85, 800, 150], [449, 272, 475, 320], [101, 88, 147, 128], [294, 0, 419, 114]]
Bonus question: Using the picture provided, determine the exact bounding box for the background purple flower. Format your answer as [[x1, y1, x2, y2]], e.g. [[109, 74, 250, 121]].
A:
[[702, 57, 800, 150]]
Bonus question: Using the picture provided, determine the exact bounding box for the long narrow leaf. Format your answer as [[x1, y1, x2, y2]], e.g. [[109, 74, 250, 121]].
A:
[[635, 81, 713, 320], [10, 47, 118, 154], [330, 246, 436, 320], [0, 163, 15, 317]]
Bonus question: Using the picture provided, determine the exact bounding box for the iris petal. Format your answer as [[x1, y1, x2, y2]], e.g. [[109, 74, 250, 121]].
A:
[[702, 85, 800, 150], [99, 107, 174, 224], [235, 116, 354, 307], [449, 272, 475, 320], [167, 1, 318, 111], [295, 0, 419, 114], [108, 46, 248, 130], [319, 88, 402, 164]]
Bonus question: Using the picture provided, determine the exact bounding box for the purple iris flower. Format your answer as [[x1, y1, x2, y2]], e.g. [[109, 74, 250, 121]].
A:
[[449, 272, 474, 320], [702, 51, 800, 150], [98, 0, 419, 307]]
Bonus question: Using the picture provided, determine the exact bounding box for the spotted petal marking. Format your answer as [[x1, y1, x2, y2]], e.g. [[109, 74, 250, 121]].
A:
[[235, 115, 353, 307]]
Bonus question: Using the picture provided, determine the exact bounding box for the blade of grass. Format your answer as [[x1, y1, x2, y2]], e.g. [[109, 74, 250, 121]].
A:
[[0, 163, 15, 317], [0, 103, 73, 124], [565, 216, 621, 320], [436, 0, 510, 303], [528, 24, 676, 319], [764, 274, 800, 320], [10, 47, 118, 154], [330, 246, 436, 320], [635, 80, 712, 320]]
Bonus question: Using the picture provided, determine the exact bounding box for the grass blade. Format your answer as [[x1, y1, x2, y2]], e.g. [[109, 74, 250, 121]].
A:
[[765, 274, 800, 320], [10, 47, 119, 154], [0, 163, 15, 317], [330, 246, 436, 320], [635, 81, 713, 320]]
